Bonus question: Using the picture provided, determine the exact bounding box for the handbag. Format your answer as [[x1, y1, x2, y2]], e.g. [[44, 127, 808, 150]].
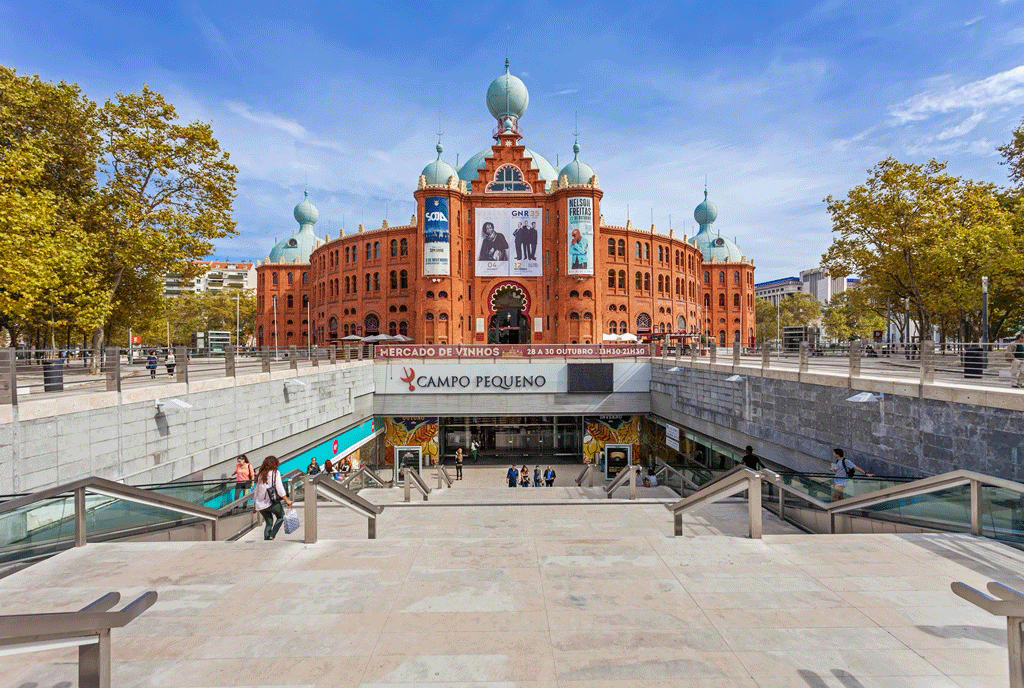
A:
[[283, 508, 300, 535], [266, 471, 280, 504]]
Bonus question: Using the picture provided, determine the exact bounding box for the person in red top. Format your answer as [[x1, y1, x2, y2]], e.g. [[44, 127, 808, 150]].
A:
[[233, 454, 254, 500]]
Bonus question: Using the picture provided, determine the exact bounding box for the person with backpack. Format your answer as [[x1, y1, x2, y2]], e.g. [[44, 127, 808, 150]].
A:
[[830, 448, 872, 501], [252, 456, 293, 540]]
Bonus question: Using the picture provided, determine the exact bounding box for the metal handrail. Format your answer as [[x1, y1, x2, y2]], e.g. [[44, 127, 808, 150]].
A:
[[298, 473, 384, 541], [604, 467, 638, 500], [402, 468, 431, 502], [437, 465, 453, 489], [655, 458, 701, 492], [575, 464, 595, 487], [665, 467, 763, 538], [952, 581, 1024, 687], [339, 465, 392, 490], [0, 590, 157, 688]]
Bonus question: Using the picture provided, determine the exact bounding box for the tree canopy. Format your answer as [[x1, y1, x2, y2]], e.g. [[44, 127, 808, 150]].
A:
[[0, 67, 238, 350]]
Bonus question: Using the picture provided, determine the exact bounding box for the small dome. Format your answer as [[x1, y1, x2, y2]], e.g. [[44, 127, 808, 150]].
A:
[[486, 60, 529, 121], [559, 141, 595, 185], [293, 191, 319, 226], [421, 141, 458, 185], [694, 189, 718, 226]]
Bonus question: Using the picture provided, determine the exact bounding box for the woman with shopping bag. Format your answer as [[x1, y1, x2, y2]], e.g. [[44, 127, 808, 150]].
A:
[[252, 456, 293, 540]]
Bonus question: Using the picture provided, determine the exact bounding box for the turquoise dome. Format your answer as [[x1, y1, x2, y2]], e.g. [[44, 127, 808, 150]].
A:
[[293, 190, 319, 226], [693, 189, 718, 225], [270, 192, 320, 264], [558, 141, 595, 185], [690, 191, 743, 262], [486, 60, 529, 121], [458, 147, 557, 192], [421, 141, 458, 186]]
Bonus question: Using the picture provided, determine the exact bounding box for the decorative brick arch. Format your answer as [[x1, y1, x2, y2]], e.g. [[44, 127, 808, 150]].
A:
[[486, 281, 531, 318]]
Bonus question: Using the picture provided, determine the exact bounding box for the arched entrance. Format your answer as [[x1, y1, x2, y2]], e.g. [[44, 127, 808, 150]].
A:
[[486, 282, 531, 344]]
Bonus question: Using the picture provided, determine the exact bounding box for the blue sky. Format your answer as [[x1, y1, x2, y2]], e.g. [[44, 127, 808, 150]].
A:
[[2, 1, 1022, 281]]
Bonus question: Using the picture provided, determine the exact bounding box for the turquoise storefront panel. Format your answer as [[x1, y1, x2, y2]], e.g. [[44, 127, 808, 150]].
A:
[[279, 417, 380, 476]]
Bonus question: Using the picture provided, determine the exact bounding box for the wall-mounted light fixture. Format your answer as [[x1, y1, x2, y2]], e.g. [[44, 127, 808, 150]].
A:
[[155, 398, 192, 412], [284, 379, 307, 391], [846, 392, 883, 403], [725, 375, 746, 382]]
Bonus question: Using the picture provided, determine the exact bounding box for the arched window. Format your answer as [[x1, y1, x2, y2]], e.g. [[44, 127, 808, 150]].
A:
[[733, 271, 739, 284], [704, 271, 710, 283], [583, 312, 592, 320], [620, 320, 627, 332], [608, 238, 615, 256], [719, 271, 725, 283], [583, 290, 592, 298], [390, 271, 398, 289], [286, 294, 293, 308], [374, 273, 380, 291], [343, 324, 349, 336], [677, 315, 686, 331], [399, 305, 407, 312], [272, 272, 278, 285], [328, 317, 338, 334], [365, 274, 371, 291], [608, 270, 615, 288], [366, 243, 372, 260], [608, 304, 617, 311], [618, 270, 626, 289], [733, 293, 740, 308], [344, 247, 349, 263], [426, 291, 434, 299], [657, 275, 663, 292], [569, 312, 580, 320], [485, 164, 532, 192], [719, 329, 726, 345], [635, 242, 641, 259], [390, 239, 398, 257], [636, 312, 651, 332], [399, 321, 408, 335], [635, 272, 642, 290], [644, 243, 650, 260], [643, 273, 650, 291], [619, 304, 626, 312], [617, 239, 625, 256], [704, 294, 710, 310], [425, 312, 435, 321], [302, 294, 308, 308], [364, 314, 379, 334], [569, 290, 579, 298], [287, 272, 293, 285], [438, 290, 448, 298], [302, 272, 308, 285], [719, 293, 725, 307], [609, 321, 618, 334], [389, 321, 397, 336], [374, 242, 380, 259], [400, 238, 408, 256], [389, 305, 397, 313], [400, 270, 408, 288]]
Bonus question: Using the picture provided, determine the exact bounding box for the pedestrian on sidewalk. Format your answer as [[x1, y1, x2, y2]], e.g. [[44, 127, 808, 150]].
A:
[[471, 438, 480, 463], [533, 466, 541, 487], [544, 466, 556, 487], [520, 464, 530, 488], [252, 456, 293, 540], [830, 448, 872, 501], [146, 351, 158, 378], [455, 448, 464, 480], [507, 465, 518, 487], [164, 350, 176, 377]]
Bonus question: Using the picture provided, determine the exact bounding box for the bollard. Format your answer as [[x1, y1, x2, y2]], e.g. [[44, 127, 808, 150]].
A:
[[329, 344, 336, 364], [709, 342, 717, 364], [799, 341, 809, 373], [174, 346, 188, 384], [733, 342, 741, 367], [261, 346, 271, 373], [849, 341, 862, 378], [225, 344, 236, 377], [919, 340, 935, 385], [761, 343, 770, 370], [311, 346, 319, 367], [288, 345, 297, 370], [104, 347, 121, 392], [1, 348, 17, 405]]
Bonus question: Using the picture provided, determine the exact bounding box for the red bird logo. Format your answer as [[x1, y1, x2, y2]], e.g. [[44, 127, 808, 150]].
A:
[[400, 367, 415, 391]]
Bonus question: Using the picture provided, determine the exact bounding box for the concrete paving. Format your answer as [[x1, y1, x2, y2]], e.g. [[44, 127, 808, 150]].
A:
[[0, 479, 1018, 687]]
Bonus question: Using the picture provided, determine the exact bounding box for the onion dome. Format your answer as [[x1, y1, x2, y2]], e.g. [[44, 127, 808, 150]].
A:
[[421, 141, 458, 186], [691, 190, 743, 262], [486, 59, 529, 121], [558, 141, 595, 185], [269, 191, 321, 263]]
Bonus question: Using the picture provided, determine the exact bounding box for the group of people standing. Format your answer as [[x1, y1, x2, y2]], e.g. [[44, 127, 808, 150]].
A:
[[308, 457, 353, 480], [145, 350, 176, 378], [506, 465, 556, 487]]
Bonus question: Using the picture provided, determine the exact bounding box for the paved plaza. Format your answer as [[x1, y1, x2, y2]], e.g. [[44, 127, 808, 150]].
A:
[[0, 474, 1019, 687]]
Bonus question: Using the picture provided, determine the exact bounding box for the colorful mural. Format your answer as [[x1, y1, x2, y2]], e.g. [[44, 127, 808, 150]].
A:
[[582, 416, 642, 464], [383, 417, 439, 466]]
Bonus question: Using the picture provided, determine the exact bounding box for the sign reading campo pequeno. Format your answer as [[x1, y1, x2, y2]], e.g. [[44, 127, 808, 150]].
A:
[[378, 363, 568, 395]]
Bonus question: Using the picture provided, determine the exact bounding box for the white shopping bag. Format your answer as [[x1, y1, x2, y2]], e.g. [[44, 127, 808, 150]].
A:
[[283, 508, 300, 535]]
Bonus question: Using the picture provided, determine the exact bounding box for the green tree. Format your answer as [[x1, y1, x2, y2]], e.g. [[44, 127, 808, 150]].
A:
[[823, 158, 1019, 341], [88, 86, 238, 359], [780, 293, 822, 327], [821, 291, 887, 341], [755, 298, 779, 343]]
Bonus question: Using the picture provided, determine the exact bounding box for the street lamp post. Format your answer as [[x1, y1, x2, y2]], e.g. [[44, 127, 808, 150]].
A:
[[982, 276, 989, 349], [234, 292, 240, 349]]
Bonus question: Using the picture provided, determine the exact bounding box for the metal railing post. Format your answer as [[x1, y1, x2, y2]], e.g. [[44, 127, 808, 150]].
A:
[[690, 344, 698, 366], [104, 347, 121, 392], [311, 346, 319, 367], [78, 627, 111, 688], [748, 476, 762, 539], [629, 472, 637, 500], [261, 346, 271, 373], [733, 342, 741, 367], [971, 478, 983, 536], [368, 515, 377, 539], [849, 340, 862, 378], [920, 340, 935, 385], [675, 341, 682, 361], [0, 348, 15, 405], [174, 345, 188, 384], [302, 476, 318, 544], [674, 512, 683, 537], [329, 344, 337, 364], [75, 487, 87, 547], [225, 344, 236, 377], [761, 343, 770, 370], [798, 341, 809, 373], [288, 345, 297, 370], [403, 468, 411, 502], [709, 342, 717, 363]]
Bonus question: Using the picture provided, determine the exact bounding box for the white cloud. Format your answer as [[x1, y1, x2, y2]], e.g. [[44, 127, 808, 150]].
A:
[[891, 65, 1024, 123], [964, 15, 985, 26], [225, 101, 308, 138], [935, 112, 985, 140]]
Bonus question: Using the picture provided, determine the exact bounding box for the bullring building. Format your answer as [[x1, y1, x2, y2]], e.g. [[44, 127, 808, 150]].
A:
[[256, 62, 756, 348]]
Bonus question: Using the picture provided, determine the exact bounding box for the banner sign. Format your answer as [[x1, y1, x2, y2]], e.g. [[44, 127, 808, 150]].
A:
[[375, 343, 650, 359], [475, 207, 543, 277], [666, 425, 680, 452], [567, 196, 593, 275], [423, 197, 450, 276]]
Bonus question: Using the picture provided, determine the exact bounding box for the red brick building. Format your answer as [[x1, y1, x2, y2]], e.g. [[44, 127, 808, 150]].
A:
[[256, 64, 755, 349]]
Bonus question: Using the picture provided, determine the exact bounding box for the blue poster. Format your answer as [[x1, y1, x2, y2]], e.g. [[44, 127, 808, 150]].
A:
[[424, 197, 450, 276]]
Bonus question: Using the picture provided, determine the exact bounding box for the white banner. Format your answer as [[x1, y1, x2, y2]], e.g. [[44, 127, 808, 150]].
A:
[[666, 425, 680, 451], [567, 196, 593, 275], [475, 207, 543, 277], [373, 361, 650, 395]]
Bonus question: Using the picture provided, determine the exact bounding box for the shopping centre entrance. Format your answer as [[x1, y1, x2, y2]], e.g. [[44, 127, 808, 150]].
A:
[[444, 416, 581, 461]]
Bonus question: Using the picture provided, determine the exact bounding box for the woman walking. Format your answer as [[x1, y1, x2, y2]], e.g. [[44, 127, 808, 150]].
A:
[[233, 454, 254, 500], [253, 456, 293, 540]]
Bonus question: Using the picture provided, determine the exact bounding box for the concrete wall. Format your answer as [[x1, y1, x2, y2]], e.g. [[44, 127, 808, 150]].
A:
[[650, 360, 1024, 480], [0, 361, 375, 494]]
